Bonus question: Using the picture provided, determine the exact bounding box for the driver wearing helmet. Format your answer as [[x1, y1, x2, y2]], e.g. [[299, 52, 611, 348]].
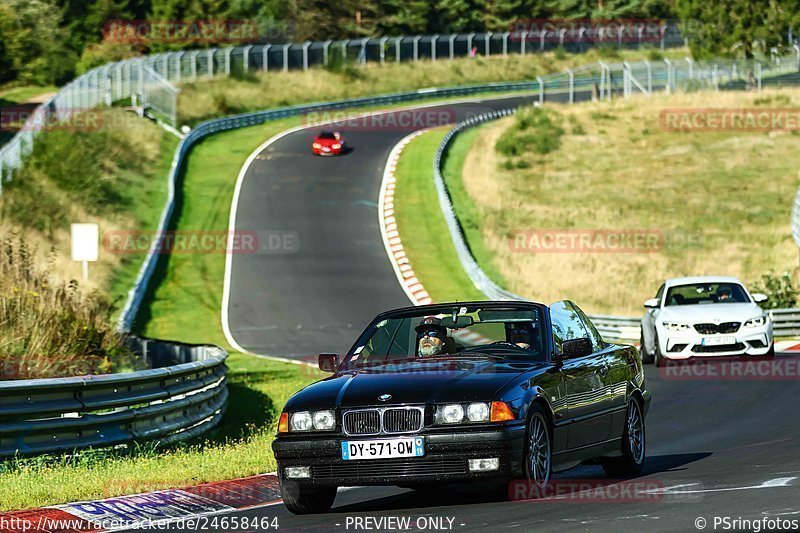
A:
[[416, 317, 447, 357], [717, 287, 733, 302]]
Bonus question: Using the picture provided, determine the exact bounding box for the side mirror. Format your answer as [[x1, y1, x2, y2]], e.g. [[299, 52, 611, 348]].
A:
[[561, 338, 593, 360], [318, 353, 340, 373], [752, 293, 768, 304], [643, 298, 660, 309]]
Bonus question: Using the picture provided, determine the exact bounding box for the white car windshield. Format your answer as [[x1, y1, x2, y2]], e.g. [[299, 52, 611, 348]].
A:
[[664, 283, 750, 306]]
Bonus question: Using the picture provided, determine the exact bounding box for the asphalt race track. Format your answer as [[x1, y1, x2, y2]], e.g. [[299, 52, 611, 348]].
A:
[[219, 94, 800, 531]]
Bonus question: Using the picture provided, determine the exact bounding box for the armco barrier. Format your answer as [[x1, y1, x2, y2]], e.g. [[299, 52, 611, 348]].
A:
[[0, 337, 227, 457]]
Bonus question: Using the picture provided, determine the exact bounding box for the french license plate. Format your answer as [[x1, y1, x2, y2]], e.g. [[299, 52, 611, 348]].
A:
[[701, 336, 735, 346], [341, 437, 425, 460]]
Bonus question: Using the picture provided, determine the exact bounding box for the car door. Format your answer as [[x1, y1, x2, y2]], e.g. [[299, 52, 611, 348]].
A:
[[550, 301, 612, 450]]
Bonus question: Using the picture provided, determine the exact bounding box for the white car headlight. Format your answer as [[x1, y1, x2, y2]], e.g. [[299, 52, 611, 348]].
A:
[[662, 322, 690, 332], [290, 411, 313, 431], [439, 404, 465, 424], [312, 410, 335, 430], [467, 402, 490, 422], [744, 316, 766, 328]]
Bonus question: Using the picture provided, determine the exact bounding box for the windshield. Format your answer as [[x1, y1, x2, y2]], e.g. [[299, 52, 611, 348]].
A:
[[344, 304, 546, 367], [664, 282, 750, 306], [318, 131, 337, 139]]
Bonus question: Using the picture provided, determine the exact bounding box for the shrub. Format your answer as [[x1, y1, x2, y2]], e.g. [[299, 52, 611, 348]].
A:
[[0, 237, 138, 379], [751, 272, 798, 309], [496, 107, 564, 157]]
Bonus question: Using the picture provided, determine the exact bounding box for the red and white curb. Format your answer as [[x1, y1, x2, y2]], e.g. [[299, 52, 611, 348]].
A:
[[775, 340, 800, 352], [378, 129, 434, 307], [0, 474, 280, 532]]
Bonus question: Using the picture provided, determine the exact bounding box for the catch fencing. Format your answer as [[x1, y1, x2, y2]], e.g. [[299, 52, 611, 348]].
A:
[[0, 24, 687, 189], [0, 337, 227, 457]]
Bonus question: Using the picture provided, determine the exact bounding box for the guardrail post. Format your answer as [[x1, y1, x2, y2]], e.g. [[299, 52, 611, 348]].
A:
[[537, 75, 544, 105], [262, 44, 271, 72], [449, 34, 456, 59], [302, 41, 311, 70], [413, 36, 422, 62], [283, 43, 290, 72], [485, 32, 492, 56], [520, 31, 527, 55], [431, 35, 438, 61], [502, 32, 509, 55]]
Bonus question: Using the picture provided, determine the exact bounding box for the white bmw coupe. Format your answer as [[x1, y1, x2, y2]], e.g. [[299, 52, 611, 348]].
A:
[[640, 276, 773, 366]]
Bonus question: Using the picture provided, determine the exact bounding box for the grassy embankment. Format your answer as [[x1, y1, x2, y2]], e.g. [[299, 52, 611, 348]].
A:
[[421, 90, 799, 316]]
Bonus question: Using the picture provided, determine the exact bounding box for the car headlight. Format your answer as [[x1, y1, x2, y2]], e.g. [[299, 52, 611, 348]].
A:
[[745, 316, 766, 328], [662, 321, 690, 332], [290, 411, 313, 431], [438, 404, 465, 424], [331, 143, 341, 149], [312, 143, 321, 148], [467, 402, 490, 422], [312, 409, 335, 430]]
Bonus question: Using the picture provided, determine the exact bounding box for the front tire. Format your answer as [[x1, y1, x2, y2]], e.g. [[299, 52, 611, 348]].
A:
[[653, 334, 667, 368], [280, 481, 337, 515], [524, 405, 552, 491], [639, 329, 654, 364], [602, 397, 646, 477]]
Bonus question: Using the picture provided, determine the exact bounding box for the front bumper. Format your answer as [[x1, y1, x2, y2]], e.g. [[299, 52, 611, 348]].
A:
[[657, 324, 772, 359], [273, 423, 526, 487]]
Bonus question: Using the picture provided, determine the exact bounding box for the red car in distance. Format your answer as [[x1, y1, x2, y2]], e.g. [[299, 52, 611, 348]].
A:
[[311, 131, 344, 156]]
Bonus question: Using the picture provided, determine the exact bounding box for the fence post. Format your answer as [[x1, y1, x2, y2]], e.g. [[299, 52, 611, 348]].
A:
[[756, 61, 762, 91], [207, 49, 215, 77], [794, 44, 800, 72], [664, 58, 672, 95], [342, 39, 349, 62], [502, 32, 509, 56], [413, 36, 421, 62], [224, 48, 233, 76], [190, 51, 198, 80], [242, 46, 251, 73], [485, 32, 492, 56], [540, 30, 547, 51], [175, 51, 184, 82], [395, 37, 402, 62], [283, 43, 290, 72], [520, 31, 527, 55], [645, 60, 652, 93], [322, 40, 332, 66], [712, 63, 719, 90], [359, 37, 368, 64], [449, 34, 456, 59], [685, 57, 693, 80], [380, 37, 388, 64], [537, 76, 544, 105], [302, 41, 311, 70], [467, 33, 475, 55], [262, 44, 270, 72], [431, 35, 438, 61], [568, 68, 574, 103]]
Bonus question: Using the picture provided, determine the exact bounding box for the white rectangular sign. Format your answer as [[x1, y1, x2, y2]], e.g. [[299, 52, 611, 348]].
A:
[[71, 223, 99, 262]]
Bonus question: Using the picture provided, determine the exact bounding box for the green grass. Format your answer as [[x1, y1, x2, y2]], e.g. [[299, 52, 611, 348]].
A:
[[393, 129, 485, 302], [440, 126, 510, 291], [0, 85, 58, 104]]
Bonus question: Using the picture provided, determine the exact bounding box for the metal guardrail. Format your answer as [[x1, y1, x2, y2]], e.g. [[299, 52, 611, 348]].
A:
[[0, 337, 228, 457]]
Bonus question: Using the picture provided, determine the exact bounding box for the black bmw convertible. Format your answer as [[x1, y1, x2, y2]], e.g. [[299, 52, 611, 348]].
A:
[[273, 300, 650, 514]]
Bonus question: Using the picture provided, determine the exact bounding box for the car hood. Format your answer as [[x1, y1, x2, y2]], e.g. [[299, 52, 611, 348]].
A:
[[285, 358, 544, 411], [658, 302, 765, 324], [314, 138, 339, 146]]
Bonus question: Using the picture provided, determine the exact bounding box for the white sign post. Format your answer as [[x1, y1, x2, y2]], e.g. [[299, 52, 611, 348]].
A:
[[71, 223, 99, 282]]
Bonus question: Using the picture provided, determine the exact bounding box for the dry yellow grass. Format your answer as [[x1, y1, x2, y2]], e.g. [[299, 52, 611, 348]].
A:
[[177, 48, 688, 124], [458, 89, 800, 315]]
